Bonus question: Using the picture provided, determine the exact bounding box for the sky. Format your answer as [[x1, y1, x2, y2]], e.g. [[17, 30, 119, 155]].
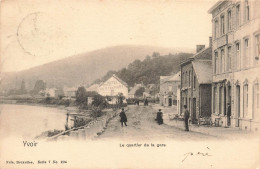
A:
[[0, 0, 218, 72]]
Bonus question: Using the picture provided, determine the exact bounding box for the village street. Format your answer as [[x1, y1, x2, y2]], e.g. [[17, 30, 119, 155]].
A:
[[97, 105, 256, 141]]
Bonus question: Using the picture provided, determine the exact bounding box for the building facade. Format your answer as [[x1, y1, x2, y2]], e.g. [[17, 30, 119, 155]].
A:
[[209, 0, 260, 131], [159, 71, 180, 106], [98, 74, 128, 98], [180, 44, 212, 123]]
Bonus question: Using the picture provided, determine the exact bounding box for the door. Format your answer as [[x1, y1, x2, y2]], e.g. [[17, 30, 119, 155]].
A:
[[193, 98, 196, 121], [169, 98, 172, 106]]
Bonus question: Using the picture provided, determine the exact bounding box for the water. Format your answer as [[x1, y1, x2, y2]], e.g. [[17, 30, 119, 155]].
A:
[[0, 104, 73, 139]]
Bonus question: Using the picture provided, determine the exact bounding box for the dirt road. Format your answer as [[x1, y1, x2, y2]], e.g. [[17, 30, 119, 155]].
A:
[[98, 105, 218, 141]]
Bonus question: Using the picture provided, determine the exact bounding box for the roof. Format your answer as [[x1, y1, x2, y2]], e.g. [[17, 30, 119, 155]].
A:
[[208, 1, 227, 14], [167, 71, 181, 82], [160, 71, 180, 85], [192, 60, 212, 84], [111, 74, 128, 87], [193, 47, 212, 60], [99, 74, 128, 88], [86, 84, 99, 92], [180, 47, 212, 66]]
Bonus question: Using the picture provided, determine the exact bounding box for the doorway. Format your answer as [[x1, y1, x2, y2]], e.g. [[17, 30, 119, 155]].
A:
[[168, 98, 172, 106], [193, 98, 196, 121]]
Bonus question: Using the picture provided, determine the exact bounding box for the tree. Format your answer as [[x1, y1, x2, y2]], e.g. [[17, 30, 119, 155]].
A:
[[92, 94, 106, 108], [20, 79, 26, 93], [32, 80, 46, 94], [117, 92, 125, 105], [76, 86, 88, 104], [152, 52, 160, 58], [135, 87, 145, 98]]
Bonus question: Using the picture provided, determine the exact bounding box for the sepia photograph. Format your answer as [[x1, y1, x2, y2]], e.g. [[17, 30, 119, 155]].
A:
[[0, 0, 259, 168]]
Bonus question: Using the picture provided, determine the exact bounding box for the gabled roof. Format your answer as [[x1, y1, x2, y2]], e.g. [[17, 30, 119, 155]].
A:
[[180, 47, 212, 66], [192, 60, 212, 84], [111, 74, 128, 87], [99, 74, 128, 88], [86, 84, 99, 92]]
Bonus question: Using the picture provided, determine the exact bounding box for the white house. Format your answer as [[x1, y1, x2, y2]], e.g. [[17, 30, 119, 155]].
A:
[[98, 74, 128, 98]]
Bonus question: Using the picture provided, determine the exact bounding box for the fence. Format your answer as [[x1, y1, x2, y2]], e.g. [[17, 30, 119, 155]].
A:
[[46, 108, 127, 141]]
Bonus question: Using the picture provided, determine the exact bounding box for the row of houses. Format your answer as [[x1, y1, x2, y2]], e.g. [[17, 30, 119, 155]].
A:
[[208, 0, 260, 131], [160, 0, 260, 131]]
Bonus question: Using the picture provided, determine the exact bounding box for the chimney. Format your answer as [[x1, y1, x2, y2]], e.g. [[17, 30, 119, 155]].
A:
[[196, 45, 205, 53], [209, 37, 212, 47]]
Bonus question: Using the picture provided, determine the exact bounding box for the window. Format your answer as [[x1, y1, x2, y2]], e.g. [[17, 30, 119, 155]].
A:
[[243, 84, 248, 117], [236, 5, 240, 27], [255, 34, 260, 65], [168, 86, 172, 92], [189, 71, 191, 87], [227, 46, 232, 71], [244, 38, 249, 68], [236, 43, 240, 69], [214, 20, 219, 38], [219, 87, 223, 114], [220, 49, 225, 73], [245, 0, 250, 22], [253, 83, 259, 119], [228, 10, 232, 31], [185, 71, 188, 85], [213, 87, 217, 114], [221, 15, 225, 35], [214, 52, 218, 74], [193, 75, 196, 89]]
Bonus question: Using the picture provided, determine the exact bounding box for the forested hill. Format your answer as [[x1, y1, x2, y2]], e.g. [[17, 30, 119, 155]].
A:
[[93, 52, 193, 87]]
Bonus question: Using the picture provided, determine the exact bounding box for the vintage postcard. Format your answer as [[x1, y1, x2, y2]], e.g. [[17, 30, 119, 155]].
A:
[[0, 0, 259, 168]]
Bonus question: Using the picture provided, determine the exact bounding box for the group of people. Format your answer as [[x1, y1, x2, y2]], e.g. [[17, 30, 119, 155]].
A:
[[119, 105, 192, 131]]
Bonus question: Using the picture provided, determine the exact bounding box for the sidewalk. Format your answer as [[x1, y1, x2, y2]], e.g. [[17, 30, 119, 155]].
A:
[[151, 104, 258, 139]]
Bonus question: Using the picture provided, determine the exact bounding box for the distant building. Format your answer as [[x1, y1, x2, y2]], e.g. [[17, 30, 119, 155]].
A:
[[180, 41, 212, 123], [208, 0, 260, 130], [63, 87, 77, 98], [143, 91, 151, 98], [159, 71, 180, 106], [86, 84, 99, 93], [128, 83, 143, 98], [45, 88, 64, 98], [176, 85, 181, 115], [98, 74, 128, 98], [45, 88, 56, 97]]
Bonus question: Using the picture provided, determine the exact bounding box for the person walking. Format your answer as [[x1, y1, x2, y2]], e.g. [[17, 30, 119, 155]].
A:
[[119, 108, 127, 127], [156, 109, 163, 125], [183, 105, 190, 131], [227, 103, 231, 127]]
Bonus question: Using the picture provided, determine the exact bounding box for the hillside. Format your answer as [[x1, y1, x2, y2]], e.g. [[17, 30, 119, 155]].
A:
[[94, 52, 193, 87], [1, 45, 193, 91]]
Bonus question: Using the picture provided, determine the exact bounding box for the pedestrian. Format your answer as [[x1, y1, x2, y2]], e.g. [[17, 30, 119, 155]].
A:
[[156, 109, 163, 125], [183, 105, 190, 131], [227, 103, 231, 126], [144, 98, 148, 106], [119, 108, 127, 127]]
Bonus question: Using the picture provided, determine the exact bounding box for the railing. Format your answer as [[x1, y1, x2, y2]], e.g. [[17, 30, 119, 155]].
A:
[[45, 107, 128, 141]]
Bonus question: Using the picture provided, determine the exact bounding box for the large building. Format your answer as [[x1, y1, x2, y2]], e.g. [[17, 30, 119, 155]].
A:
[[159, 71, 180, 106], [180, 43, 212, 123], [98, 74, 128, 98], [208, 0, 260, 131]]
